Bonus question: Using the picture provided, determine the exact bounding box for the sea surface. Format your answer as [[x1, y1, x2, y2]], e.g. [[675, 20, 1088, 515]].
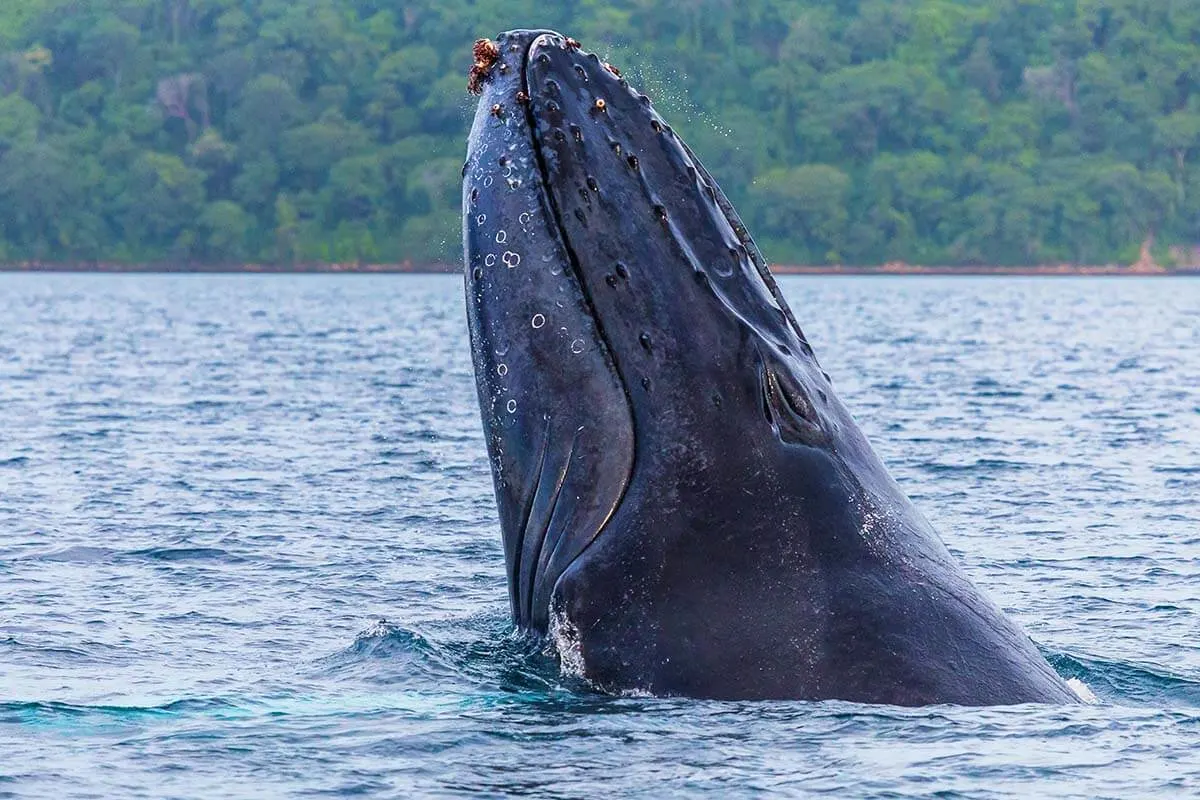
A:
[[0, 274, 1197, 798]]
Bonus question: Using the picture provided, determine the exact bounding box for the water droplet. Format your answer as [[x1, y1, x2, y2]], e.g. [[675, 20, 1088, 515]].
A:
[[519, 212, 533, 225], [497, 363, 508, 376], [485, 254, 496, 267], [503, 251, 521, 268], [507, 399, 518, 413], [532, 313, 546, 329], [496, 230, 507, 244], [483, 176, 494, 187], [477, 214, 486, 225], [570, 339, 584, 354]]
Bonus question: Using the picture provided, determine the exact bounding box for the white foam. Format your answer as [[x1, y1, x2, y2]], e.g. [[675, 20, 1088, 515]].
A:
[[548, 600, 586, 679], [1067, 677, 1099, 704]]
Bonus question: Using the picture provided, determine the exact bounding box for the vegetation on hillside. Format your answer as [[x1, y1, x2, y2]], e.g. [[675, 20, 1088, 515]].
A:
[[1, 0, 1198, 267]]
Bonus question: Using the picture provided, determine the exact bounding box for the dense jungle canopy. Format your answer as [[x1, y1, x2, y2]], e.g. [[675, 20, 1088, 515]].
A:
[[1, 0, 1199, 267]]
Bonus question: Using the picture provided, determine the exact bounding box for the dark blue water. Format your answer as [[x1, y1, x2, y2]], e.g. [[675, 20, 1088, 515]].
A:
[[1, 274, 1197, 798]]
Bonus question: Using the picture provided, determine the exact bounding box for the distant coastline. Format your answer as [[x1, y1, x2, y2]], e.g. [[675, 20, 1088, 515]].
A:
[[2, 262, 1198, 276]]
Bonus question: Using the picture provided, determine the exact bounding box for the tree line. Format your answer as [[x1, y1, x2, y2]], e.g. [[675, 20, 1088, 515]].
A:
[[1, 0, 1198, 267]]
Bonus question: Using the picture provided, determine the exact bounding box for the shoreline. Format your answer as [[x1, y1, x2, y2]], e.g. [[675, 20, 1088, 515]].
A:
[[1, 262, 1198, 276]]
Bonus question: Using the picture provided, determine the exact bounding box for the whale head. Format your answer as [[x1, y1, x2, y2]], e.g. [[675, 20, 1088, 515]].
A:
[[462, 30, 1078, 705]]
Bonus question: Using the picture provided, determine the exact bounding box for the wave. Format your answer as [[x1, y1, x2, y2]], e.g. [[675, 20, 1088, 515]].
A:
[[0, 696, 244, 726], [1047, 651, 1200, 708], [316, 616, 568, 694], [323, 620, 1200, 711], [8, 620, 1193, 734]]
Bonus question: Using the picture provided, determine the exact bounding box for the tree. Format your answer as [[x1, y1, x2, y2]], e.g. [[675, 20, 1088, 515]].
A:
[[0, 93, 39, 153], [199, 200, 253, 260], [117, 152, 208, 258], [749, 164, 851, 263]]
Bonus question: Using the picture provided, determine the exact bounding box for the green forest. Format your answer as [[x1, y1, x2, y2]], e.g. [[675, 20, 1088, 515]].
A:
[[2, 0, 1199, 267]]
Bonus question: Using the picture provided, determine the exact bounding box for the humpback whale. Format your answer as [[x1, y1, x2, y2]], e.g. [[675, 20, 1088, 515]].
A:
[[461, 30, 1079, 705]]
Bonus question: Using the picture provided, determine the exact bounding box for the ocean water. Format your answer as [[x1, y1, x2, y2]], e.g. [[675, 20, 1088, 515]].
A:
[[0, 273, 1197, 798]]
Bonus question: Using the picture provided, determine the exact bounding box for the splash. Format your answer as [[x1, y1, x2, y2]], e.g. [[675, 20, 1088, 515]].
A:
[[547, 599, 586, 679]]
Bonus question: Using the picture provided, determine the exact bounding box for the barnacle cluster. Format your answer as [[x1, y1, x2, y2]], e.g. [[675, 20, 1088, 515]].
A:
[[467, 38, 500, 95]]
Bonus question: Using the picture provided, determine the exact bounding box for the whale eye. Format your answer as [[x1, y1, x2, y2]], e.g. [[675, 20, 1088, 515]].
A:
[[760, 362, 825, 447]]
